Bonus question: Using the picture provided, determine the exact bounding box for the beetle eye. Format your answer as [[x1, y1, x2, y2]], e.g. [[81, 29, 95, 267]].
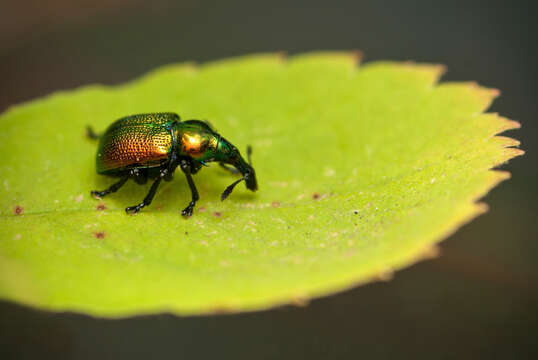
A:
[[181, 133, 208, 158]]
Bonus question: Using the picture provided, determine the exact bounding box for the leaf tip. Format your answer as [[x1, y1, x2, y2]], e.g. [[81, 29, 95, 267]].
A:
[[420, 245, 441, 260], [502, 147, 525, 161], [474, 202, 490, 215], [485, 113, 522, 135], [469, 82, 501, 107], [385, 61, 448, 86]]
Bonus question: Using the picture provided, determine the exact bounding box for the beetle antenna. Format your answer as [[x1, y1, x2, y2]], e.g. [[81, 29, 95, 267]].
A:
[[246, 145, 253, 166], [221, 177, 245, 201]]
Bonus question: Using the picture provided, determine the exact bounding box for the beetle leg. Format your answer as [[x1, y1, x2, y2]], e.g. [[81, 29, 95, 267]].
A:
[[219, 162, 240, 174], [86, 126, 101, 140], [130, 168, 148, 185], [125, 176, 163, 214], [164, 153, 179, 182], [163, 172, 174, 182], [190, 162, 203, 175], [180, 160, 199, 217], [91, 177, 128, 199]]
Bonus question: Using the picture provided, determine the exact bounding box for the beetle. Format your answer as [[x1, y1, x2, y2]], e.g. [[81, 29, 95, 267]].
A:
[[87, 112, 257, 216]]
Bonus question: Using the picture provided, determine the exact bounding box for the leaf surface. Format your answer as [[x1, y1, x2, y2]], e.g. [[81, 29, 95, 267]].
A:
[[0, 52, 522, 317]]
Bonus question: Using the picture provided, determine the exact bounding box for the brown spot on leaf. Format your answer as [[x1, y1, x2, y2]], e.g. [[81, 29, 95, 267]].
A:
[[213, 211, 222, 217], [13, 205, 23, 215], [312, 193, 320, 200], [96, 203, 106, 211], [272, 201, 280, 208], [198, 207, 206, 213], [94, 231, 105, 239]]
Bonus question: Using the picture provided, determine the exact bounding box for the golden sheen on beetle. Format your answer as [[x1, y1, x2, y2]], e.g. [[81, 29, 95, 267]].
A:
[[87, 113, 257, 216]]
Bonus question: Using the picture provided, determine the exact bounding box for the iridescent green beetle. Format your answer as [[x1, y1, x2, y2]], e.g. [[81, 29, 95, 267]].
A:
[[87, 113, 257, 216]]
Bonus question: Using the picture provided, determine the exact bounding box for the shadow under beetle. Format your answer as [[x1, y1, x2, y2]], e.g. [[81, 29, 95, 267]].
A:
[[87, 113, 257, 216]]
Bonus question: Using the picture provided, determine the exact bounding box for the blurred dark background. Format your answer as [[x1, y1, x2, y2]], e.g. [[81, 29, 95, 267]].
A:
[[1, 0, 537, 359]]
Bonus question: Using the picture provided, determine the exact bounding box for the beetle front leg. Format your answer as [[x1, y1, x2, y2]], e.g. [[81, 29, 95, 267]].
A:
[[91, 177, 128, 199], [219, 162, 240, 174], [180, 160, 199, 217]]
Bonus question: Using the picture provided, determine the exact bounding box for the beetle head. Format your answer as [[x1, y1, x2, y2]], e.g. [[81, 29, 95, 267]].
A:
[[217, 138, 258, 200], [229, 151, 258, 192], [178, 120, 257, 198]]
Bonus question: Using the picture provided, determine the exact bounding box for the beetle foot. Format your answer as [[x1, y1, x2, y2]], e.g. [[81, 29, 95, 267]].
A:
[[125, 205, 143, 215], [181, 205, 194, 217], [91, 190, 105, 199]]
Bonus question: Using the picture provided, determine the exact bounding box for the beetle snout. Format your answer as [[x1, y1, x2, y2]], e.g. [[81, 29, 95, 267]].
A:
[[245, 169, 258, 191], [229, 155, 257, 192]]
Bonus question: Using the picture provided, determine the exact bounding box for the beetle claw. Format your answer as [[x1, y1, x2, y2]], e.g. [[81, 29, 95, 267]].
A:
[[91, 190, 103, 199], [181, 206, 194, 217], [125, 205, 141, 215]]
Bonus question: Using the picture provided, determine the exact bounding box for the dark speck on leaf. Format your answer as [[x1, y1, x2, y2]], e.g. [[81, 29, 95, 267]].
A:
[[213, 212, 222, 217], [96, 203, 107, 211], [354, 211, 358, 215], [312, 193, 320, 200], [94, 231, 105, 239], [13, 205, 23, 215], [185, 231, 188, 235]]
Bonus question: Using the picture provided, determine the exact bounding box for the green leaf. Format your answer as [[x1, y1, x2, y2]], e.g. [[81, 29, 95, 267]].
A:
[[0, 52, 522, 317]]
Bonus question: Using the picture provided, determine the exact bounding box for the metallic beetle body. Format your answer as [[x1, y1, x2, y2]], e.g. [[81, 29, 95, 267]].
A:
[[90, 112, 257, 216], [96, 113, 177, 174]]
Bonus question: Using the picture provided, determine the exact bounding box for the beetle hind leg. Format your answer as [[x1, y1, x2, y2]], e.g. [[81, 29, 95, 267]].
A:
[[125, 177, 162, 214], [91, 177, 128, 199]]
